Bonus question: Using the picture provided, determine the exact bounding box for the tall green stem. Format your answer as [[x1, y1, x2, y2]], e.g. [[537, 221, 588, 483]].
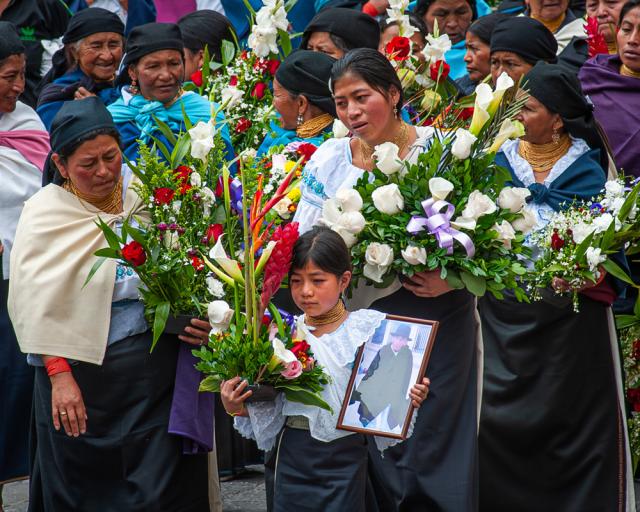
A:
[[240, 168, 253, 340]]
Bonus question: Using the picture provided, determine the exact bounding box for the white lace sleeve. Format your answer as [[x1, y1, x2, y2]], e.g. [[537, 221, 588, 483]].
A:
[[233, 393, 286, 451]]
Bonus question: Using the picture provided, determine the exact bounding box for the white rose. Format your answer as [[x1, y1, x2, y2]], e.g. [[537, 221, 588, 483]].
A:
[[451, 216, 477, 231], [511, 206, 537, 234], [586, 246, 607, 272], [331, 225, 358, 248], [401, 245, 427, 265], [220, 86, 244, 109], [571, 221, 595, 244], [338, 211, 366, 234], [332, 119, 349, 138], [373, 142, 403, 175], [190, 172, 202, 187], [335, 188, 363, 212], [364, 243, 394, 283], [272, 337, 297, 364], [208, 300, 233, 333], [320, 198, 342, 225], [273, 197, 293, 219], [462, 190, 497, 220], [372, 183, 404, 215], [497, 187, 530, 213], [605, 180, 625, 198], [492, 220, 516, 249], [593, 212, 614, 233], [206, 277, 225, 298], [451, 128, 477, 160], [429, 177, 454, 201]]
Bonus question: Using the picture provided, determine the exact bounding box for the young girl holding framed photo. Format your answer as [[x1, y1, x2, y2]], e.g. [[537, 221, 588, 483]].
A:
[[220, 226, 430, 512]]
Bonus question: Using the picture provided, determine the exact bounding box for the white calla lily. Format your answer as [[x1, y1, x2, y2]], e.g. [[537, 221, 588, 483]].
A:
[[429, 177, 454, 200], [487, 119, 525, 154], [209, 236, 244, 283]]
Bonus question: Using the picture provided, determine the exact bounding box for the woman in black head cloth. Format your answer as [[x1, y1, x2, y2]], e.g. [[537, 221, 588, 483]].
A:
[[257, 50, 336, 156], [301, 7, 380, 58], [479, 61, 632, 511], [9, 96, 212, 511], [36, 8, 125, 131], [177, 9, 236, 82], [489, 16, 558, 84]]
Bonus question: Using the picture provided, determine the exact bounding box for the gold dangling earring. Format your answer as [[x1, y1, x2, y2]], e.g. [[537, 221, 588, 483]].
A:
[[552, 128, 560, 144], [394, 106, 399, 119], [297, 113, 304, 126], [130, 78, 139, 95]]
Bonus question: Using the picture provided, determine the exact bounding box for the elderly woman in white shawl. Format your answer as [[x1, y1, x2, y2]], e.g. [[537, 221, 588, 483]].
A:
[[0, 21, 49, 504]]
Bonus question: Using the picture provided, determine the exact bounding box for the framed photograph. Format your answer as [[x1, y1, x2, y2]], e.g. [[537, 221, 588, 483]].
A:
[[336, 315, 439, 439]]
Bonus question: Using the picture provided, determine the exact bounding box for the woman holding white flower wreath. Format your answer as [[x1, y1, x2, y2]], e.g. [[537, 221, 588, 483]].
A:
[[479, 61, 633, 511], [294, 48, 480, 511]]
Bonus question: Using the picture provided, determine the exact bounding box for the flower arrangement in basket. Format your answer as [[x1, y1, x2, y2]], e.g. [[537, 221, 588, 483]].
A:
[[193, 160, 331, 411], [88, 118, 229, 347], [320, 74, 535, 300], [527, 178, 640, 310], [618, 324, 640, 472]]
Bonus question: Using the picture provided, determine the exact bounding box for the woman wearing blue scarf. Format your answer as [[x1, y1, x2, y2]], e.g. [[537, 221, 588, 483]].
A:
[[257, 50, 336, 157], [36, 8, 125, 131], [108, 23, 233, 163], [479, 62, 631, 511]]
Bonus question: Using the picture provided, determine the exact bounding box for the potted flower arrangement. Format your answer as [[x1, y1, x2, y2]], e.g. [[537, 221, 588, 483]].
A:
[[320, 74, 534, 300], [88, 120, 230, 347]]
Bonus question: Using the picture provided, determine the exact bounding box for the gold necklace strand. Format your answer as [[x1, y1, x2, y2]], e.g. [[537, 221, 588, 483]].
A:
[[531, 13, 565, 34], [306, 299, 347, 327], [358, 122, 409, 168], [63, 176, 124, 214], [296, 113, 335, 139], [620, 64, 640, 78], [518, 135, 572, 174]]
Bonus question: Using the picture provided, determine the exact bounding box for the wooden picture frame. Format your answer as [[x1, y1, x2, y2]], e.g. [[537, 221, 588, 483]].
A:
[[336, 314, 439, 439]]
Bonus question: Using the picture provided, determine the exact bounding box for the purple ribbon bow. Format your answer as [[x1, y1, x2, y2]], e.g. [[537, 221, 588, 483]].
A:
[[406, 198, 475, 258]]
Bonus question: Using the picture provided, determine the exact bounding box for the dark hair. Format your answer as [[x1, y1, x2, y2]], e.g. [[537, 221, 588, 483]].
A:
[[290, 226, 352, 279], [379, 13, 428, 42], [619, 0, 640, 25], [330, 48, 404, 112], [415, 0, 477, 20], [177, 10, 236, 62]]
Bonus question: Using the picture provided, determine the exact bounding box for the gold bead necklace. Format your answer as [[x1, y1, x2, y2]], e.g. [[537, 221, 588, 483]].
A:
[[531, 13, 566, 34], [518, 134, 572, 174], [306, 299, 347, 327], [296, 113, 334, 139], [63, 176, 124, 214], [358, 122, 409, 169], [620, 64, 640, 79]]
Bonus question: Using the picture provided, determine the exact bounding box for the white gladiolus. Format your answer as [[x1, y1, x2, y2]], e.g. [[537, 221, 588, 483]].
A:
[[372, 184, 404, 215], [497, 187, 530, 213], [605, 180, 625, 197], [586, 247, 606, 272], [401, 245, 427, 265], [206, 277, 225, 298], [247, 25, 278, 57], [332, 119, 349, 138], [571, 222, 595, 244], [421, 33, 451, 62], [221, 86, 244, 109], [208, 300, 234, 333], [451, 128, 477, 160], [363, 243, 394, 283], [492, 220, 516, 249], [188, 120, 215, 161], [373, 142, 404, 175], [462, 190, 497, 220], [592, 212, 614, 233], [429, 177, 454, 200], [190, 172, 202, 187]]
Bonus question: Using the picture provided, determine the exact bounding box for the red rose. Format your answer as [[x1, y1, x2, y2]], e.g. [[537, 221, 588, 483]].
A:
[[251, 82, 267, 100], [296, 142, 317, 163], [385, 36, 411, 61], [430, 60, 450, 82], [229, 75, 239, 86], [190, 256, 205, 271], [190, 69, 203, 87], [291, 340, 310, 358], [236, 117, 252, 134], [266, 59, 280, 75], [121, 241, 146, 267], [154, 187, 175, 205], [633, 339, 640, 360], [205, 223, 224, 245], [550, 231, 565, 250]]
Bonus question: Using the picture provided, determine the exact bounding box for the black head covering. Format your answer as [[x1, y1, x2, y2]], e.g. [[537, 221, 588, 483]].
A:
[[491, 17, 558, 64], [43, 97, 118, 186], [178, 10, 235, 62], [62, 7, 125, 45], [301, 8, 380, 52], [0, 22, 25, 61], [468, 12, 509, 45], [523, 61, 608, 168], [415, 0, 478, 21], [123, 23, 184, 68], [275, 50, 337, 118]]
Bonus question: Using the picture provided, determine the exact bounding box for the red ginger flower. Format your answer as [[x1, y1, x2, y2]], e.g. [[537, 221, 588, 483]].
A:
[[261, 222, 300, 309], [585, 16, 609, 57]]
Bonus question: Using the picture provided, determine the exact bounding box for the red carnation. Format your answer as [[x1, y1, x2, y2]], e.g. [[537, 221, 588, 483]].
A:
[[205, 223, 224, 245], [174, 165, 193, 184], [266, 59, 280, 75], [154, 187, 175, 205], [550, 231, 565, 250], [121, 241, 146, 267], [261, 222, 300, 309], [236, 117, 252, 134], [229, 75, 239, 87], [291, 340, 310, 358], [385, 36, 411, 61], [190, 69, 203, 87], [190, 256, 205, 271], [296, 142, 317, 163], [251, 82, 268, 100], [430, 60, 450, 82]]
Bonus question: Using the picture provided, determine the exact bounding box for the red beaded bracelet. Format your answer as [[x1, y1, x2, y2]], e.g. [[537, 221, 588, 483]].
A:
[[45, 357, 71, 377]]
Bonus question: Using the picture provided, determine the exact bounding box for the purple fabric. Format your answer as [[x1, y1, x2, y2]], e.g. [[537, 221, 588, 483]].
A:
[[154, 0, 196, 23], [168, 343, 214, 454], [579, 54, 640, 176]]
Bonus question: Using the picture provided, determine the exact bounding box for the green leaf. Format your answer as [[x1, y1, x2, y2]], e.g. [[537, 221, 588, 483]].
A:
[[574, 230, 595, 261], [278, 29, 292, 57], [83, 257, 108, 288], [602, 258, 636, 286], [152, 138, 172, 163], [616, 314, 640, 330], [151, 301, 171, 351], [460, 271, 487, 296], [94, 248, 120, 259], [445, 269, 465, 289], [199, 375, 221, 393], [634, 295, 640, 319], [600, 217, 616, 250], [122, 224, 147, 247], [618, 182, 640, 222], [221, 40, 236, 66], [151, 116, 178, 146], [95, 216, 123, 248], [170, 136, 191, 168], [278, 385, 332, 412], [267, 302, 286, 339]]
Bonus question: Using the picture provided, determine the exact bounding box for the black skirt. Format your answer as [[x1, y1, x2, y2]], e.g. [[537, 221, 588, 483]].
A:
[[28, 331, 209, 512], [273, 426, 368, 512], [367, 288, 479, 512], [478, 292, 626, 511]]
